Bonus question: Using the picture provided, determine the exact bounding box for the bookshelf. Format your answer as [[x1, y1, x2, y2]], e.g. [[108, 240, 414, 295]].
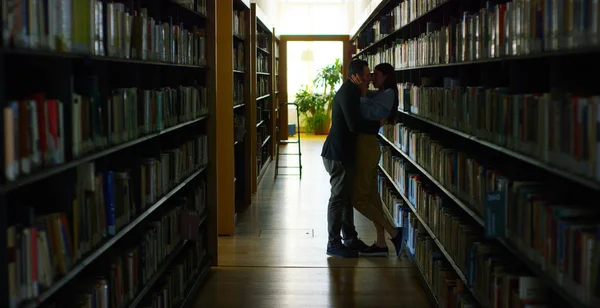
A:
[[233, 0, 253, 220], [250, 3, 274, 190], [273, 32, 281, 153], [353, 1, 600, 307], [1, 0, 219, 307]]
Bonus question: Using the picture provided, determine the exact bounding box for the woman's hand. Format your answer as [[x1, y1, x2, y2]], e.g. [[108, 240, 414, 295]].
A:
[[350, 74, 368, 97]]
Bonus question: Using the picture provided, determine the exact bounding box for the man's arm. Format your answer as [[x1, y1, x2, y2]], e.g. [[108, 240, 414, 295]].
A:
[[359, 89, 395, 121], [338, 83, 363, 132]]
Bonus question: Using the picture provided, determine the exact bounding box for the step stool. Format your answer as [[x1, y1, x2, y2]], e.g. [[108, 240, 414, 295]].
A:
[[275, 102, 302, 178]]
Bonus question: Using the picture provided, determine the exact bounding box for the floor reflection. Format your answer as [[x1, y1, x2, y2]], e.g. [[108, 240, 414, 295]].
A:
[[193, 134, 431, 307]]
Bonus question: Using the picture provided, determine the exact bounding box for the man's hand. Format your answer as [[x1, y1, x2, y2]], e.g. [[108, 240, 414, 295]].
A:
[[350, 74, 368, 97]]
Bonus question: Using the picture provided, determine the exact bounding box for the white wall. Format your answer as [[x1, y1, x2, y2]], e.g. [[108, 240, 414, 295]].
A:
[[253, 0, 277, 27], [252, 0, 370, 36], [353, 0, 370, 32], [275, 0, 354, 35]]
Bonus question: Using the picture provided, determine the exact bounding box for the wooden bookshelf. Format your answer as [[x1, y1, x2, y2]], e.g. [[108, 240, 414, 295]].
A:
[[250, 3, 274, 190], [233, 0, 253, 223], [0, 0, 219, 306], [352, 1, 600, 308], [273, 31, 281, 155]]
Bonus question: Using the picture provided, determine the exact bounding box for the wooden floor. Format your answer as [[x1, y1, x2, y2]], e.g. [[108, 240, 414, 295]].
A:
[[193, 134, 432, 307]]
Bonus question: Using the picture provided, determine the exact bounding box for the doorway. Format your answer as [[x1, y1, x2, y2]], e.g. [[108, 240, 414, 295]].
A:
[[279, 35, 350, 140], [286, 41, 343, 134]]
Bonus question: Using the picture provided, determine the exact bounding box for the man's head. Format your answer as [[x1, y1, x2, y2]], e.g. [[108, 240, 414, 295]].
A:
[[347, 59, 371, 84]]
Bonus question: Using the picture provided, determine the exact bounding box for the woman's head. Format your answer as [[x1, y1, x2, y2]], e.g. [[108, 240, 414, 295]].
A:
[[373, 63, 397, 90], [373, 63, 399, 123]]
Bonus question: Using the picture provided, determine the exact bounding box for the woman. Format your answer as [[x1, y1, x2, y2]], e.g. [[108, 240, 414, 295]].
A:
[[350, 63, 403, 257]]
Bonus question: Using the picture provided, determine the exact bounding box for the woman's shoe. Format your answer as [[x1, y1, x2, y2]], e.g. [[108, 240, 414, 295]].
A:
[[391, 227, 404, 257]]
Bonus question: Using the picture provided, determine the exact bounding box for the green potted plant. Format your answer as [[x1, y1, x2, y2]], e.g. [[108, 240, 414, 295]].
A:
[[314, 58, 343, 118], [293, 59, 343, 135], [294, 85, 329, 135]]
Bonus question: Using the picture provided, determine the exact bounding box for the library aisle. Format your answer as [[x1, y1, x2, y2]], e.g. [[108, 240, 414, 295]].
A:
[[193, 134, 431, 307]]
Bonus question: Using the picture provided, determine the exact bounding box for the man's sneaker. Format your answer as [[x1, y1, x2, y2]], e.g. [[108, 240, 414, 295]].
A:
[[391, 227, 404, 257], [360, 244, 389, 257], [344, 238, 369, 252], [327, 244, 359, 258]]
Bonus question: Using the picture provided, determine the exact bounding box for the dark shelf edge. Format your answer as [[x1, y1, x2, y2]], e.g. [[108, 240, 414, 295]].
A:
[[179, 260, 212, 308], [256, 71, 271, 75], [126, 240, 189, 308], [392, 46, 600, 71], [261, 135, 271, 147], [2, 48, 208, 68], [399, 111, 600, 191], [0, 115, 209, 194], [256, 94, 270, 100], [378, 133, 485, 226], [257, 156, 272, 183], [20, 165, 208, 308], [234, 103, 245, 109], [233, 33, 245, 41], [256, 120, 265, 127], [257, 47, 270, 55], [233, 69, 245, 74]]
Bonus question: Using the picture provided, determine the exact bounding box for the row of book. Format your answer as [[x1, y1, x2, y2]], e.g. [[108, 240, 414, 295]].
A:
[[257, 125, 268, 146], [233, 10, 247, 39], [355, 0, 446, 51], [378, 144, 554, 307], [397, 80, 600, 183], [234, 114, 246, 144], [3, 85, 209, 183], [413, 224, 550, 308], [412, 223, 479, 307], [138, 239, 207, 307], [362, 0, 600, 69], [257, 76, 269, 97], [379, 156, 486, 304], [7, 178, 207, 308], [4, 1, 207, 66], [234, 76, 245, 107], [376, 174, 407, 228], [234, 41, 245, 72], [256, 27, 270, 51], [173, 0, 209, 16], [257, 53, 269, 73], [382, 122, 487, 217], [72, 134, 208, 264], [380, 123, 600, 306], [256, 98, 270, 122]]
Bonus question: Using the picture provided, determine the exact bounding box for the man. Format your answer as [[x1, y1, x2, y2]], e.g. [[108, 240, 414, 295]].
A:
[[321, 59, 380, 258]]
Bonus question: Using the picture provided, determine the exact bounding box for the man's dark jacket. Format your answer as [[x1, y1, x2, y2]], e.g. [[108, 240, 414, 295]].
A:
[[321, 80, 380, 163]]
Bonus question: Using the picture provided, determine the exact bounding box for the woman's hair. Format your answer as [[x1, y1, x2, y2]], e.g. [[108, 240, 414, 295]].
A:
[[374, 63, 399, 124]]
